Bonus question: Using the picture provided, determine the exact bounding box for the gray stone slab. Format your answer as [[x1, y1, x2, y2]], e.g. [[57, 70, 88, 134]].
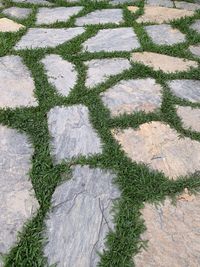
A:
[[2, 7, 32, 19], [189, 44, 200, 58], [36, 6, 83, 25], [14, 27, 85, 50], [41, 54, 77, 97], [0, 55, 38, 108], [82, 28, 140, 52], [47, 105, 102, 163], [145, 0, 173, 7], [0, 125, 39, 261], [175, 1, 200, 11], [110, 0, 137, 5], [12, 0, 53, 5], [85, 58, 131, 88], [176, 105, 200, 132], [168, 80, 200, 103], [44, 165, 120, 267], [190, 20, 200, 34], [145, 24, 186, 45]]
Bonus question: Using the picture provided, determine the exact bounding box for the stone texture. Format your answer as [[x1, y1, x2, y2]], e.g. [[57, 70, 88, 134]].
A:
[[112, 121, 200, 179], [2, 7, 32, 19], [12, 0, 52, 5], [0, 18, 25, 32], [101, 78, 162, 117], [176, 105, 200, 132], [0, 55, 38, 108], [47, 105, 102, 163], [82, 28, 140, 52], [131, 52, 198, 73], [44, 165, 120, 267], [75, 9, 123, 26], [14, 27, 85, 50], [189, 44, 200, 58], [168, 80, 200, 103], [84, 58, 131, 88], [127, 6, 139, 12], [137, 6, 194, 24], [0, 125, 39, 261], [190, 20, 200, 34], [175, 1, 200, 11], [145, 24, 186, 45], [36, 7, 83, 25], [110, 0, 135, 5], [134, 193, 200, 267], [41, 54, 77, 97], [145, 0, 173, 7]]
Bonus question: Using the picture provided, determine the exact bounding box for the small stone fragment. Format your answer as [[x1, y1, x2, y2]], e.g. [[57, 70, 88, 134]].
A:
[[189, 44, 200, 58], [2, 7, 32, 19], [12, 0, 53, 5], [110, 0, 136, 5], [145, 0, 173, 8], [127, 6, 139, 12], [175, 1, 200, 11], [190, 20, 200, 34], [176, 105, 200, 132], [0, 18, 25, 32]]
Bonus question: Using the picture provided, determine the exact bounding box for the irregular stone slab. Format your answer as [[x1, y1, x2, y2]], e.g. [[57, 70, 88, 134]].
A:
[[190, 20, 200, 34], [168, 80, 200, 103], [127, 6, 139, 12], [134, 193, 200, 267], [0, 18, 25, 32], [47, 105, 102, 163], [189, 45, 200, 58], [0, 125, 39, 262], [175, 1, 200, 11], [85, 58, 131, 88], [176, 105, 200, 132], [0, 55, 38, 108], [36, 7, 83, 25], [75, 9, 123, 26], [131, 52, 198, 73], [14, 27, 85, 50], [2, 7, 32, 19], [137, 6, 194, 24], [112, 121, 200, 179], [101, 78, 162, 117], [145, 0, 173, 7], [82, 28, 140, 52], [145, 24, 186, 45], [44, 165, 120, 267], [12, 0, 53, 5]]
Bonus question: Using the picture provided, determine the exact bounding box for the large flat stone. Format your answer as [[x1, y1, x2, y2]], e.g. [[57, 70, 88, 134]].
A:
[[84, 58, 131, 88], [145, 0, 173, 8], [112, 121, 200, 179], [36, 7, 83, 25], [131, 52, 198, 73], [176, 105, 200, 132], [41, 54, 77, 97], [0, 55, 38, 108], [2, 7, 32, 19], [47, 105, 102, 163], [14, 27, 85, 50], [101, 78, 162, 117], [175, 1, 200, 11], [190, 20, 200, 34], [0, 18, 25, 32], [12, 0, 53, 5], [82, 28, 140, 52], [189, 44, 200, 58], [0, 125, 39, 262], [44, 165, 120, 267]]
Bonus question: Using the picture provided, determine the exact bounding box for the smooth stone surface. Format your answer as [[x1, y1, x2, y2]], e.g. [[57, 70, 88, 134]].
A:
[[145, 0, 173, 7], [189, 45, 200, 58], [112, 121, 200, 179], [168, 80, 200, 103], [127, 6, 139, 12], [47, 105, 102, 163], [12, 0, 53, 5], [134, 193, 200, 267], [177, 105, 200, 132], [131, 52, 198, 73], [41, 54, 77, 96], [75, 9, 123, 26], [137, 6, 194, 24], [0, 55, 38, 108], [0, 125, 39, 259], [82, 28, 140, 52], [14, 27, 85, 50], [44, 165, 120, 267], [145, 24, 186, 45], [175, 1, 200, 11], [190, 20, 200, 34], [0, 18, 25, 32], [85, 58, 131, 88], [36, 7, 83, 25], [2, 7, 32, 19], [101, 78, 162, 117]]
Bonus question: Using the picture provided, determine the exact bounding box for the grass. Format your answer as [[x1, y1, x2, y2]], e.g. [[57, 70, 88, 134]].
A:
[[0, 0, 200, 266]]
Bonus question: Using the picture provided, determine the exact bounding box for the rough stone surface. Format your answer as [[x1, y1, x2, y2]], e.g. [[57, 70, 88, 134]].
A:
[[131, 52, 198, 73], [101, 78, 162, 117], [0, 18, 25, 32], [84, 58, 131, 88], [189, 45, 200, 58], [175, 1, 200, 11], [112, 121, 200, 179], [36, 7, 83, 25], [41, 54, 77, 97], [2, 7, 32, 19], [14, 27, 85, 50], [134, 193, 200, 267], [145, 24, 186, 45], [168, 80, 200, 103], [145, 0, 173, 7], [82, 28, 140, 52], [176, 105, 200, 132], [0, 125, 39, 261], [137, 6, 194, 24], [0, 55, 38, 108], [127, 6, 139, 12], [110, 0, 136, 5], [47, 105, 102, 163], [12, 0, 52, 5], [44, 165, 120, 267], [190, 20, 200, 34]]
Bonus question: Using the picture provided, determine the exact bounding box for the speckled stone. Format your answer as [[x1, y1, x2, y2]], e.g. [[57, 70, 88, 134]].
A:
[[2, 7, 32, 19], [190, 19, 200, 34], [145, 0, 173, 7], [0, 18, 25, 32], [189, 45, 200, 58], [101, 78, 162, 117], [12, 0, 53, 5], [47, 105, 102, 164], [176, 105, 200, 132], [175, 1, 200, 11], [44, 165, 120, 267]]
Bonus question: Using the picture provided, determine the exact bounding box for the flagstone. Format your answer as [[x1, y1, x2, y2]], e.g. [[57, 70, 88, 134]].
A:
[[2, 7, 32, 19], [176, 105, 200, 132], [127, 6, 139, 12], [175, 1, 200, 11], [189, 44, 200, 58], [145, 0, 173, 8], [12, 0, 53, 5], [190, 20, 200, 34], [0, 18, 25, 32]]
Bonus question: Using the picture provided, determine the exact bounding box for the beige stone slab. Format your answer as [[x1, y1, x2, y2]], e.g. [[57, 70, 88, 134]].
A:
[[176, 105, 200, 132], [127, 6, 139, 13], [0, 18, 25, 32]]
